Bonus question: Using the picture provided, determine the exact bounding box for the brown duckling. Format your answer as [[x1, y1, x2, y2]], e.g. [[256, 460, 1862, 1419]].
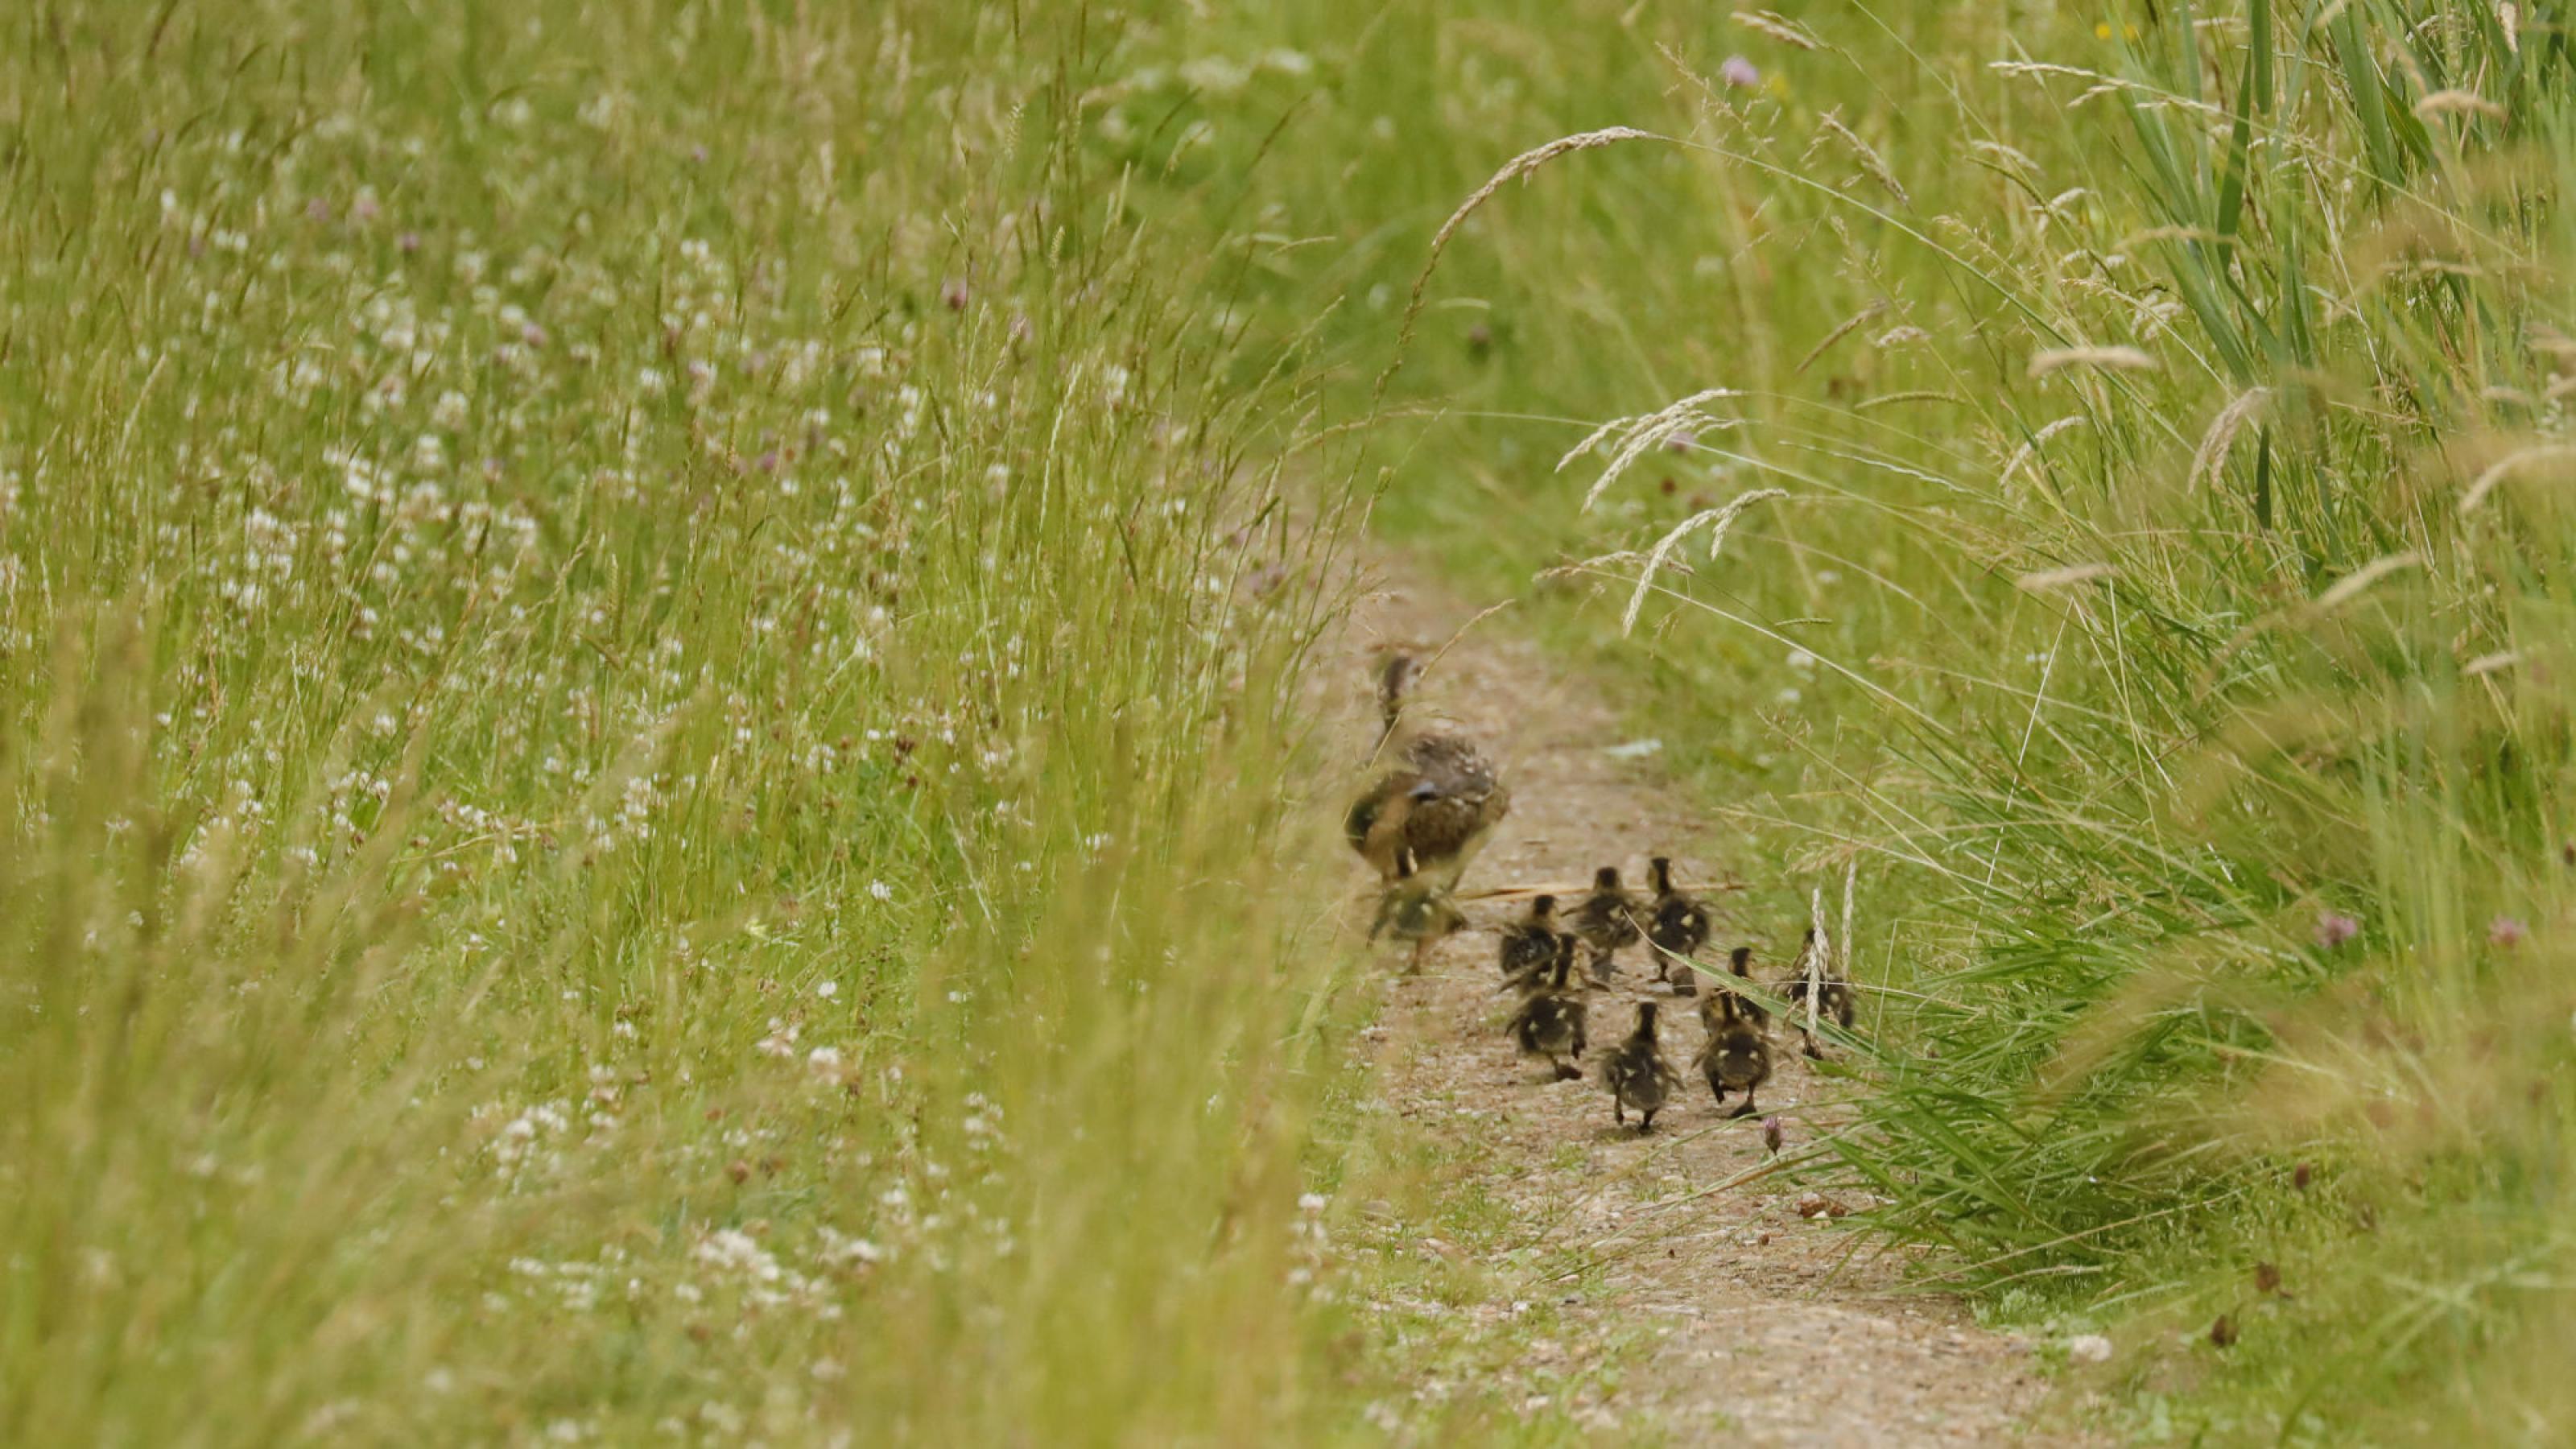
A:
[[1508, 935, 1588, 1081], [1571, 865, 1644, 980], [1601, 1001, 1683, 1132], [1695, 991, 1773, 1120], [1496, 894, 1567, 988], [1368, 848, 1468, 970], [1779, 927, 1855, 1059], [1645, 856, 1712, 993], [1697, 945, 1773, 1037]]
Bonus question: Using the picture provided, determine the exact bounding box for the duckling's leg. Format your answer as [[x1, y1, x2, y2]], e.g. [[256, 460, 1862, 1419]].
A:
[[1799, 1027, 1826, 1061], [1707, 1074, 1728, 1108], [1408, 937, 1432, 973], [1556, 1061, 1583, 1081], [1638, 1106, 1658, 1133], [1727, 1090, 1759, 1121], [1612, 1097, 1625, 1127]]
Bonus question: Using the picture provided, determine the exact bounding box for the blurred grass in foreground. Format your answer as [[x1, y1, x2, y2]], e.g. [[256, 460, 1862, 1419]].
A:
[[0, 2, 1403, 1442]]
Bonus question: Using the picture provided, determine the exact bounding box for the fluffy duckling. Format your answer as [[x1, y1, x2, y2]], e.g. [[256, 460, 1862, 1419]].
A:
[[1496, 894, 1567, 988], [1645, 856, 1711, 993], [1695, 991, 1774, 1120], [1368, 849, 1468, 971], [1780, 927, 1855, 1059], [1344, 654, 1511, 894], [1601, 1001, 1683, 1132], [1571, 865, 1644, 980], [1508, 935, 1588, 1081], [1698, 945, 1773, 1037]]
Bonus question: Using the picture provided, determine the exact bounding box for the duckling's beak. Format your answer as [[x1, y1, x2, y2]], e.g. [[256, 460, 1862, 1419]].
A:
[[1407, 780, 1443, 802]]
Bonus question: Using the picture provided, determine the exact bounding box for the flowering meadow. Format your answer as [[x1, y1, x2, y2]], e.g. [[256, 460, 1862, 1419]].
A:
[[2, 5, 1376, 1443], [14, 1, 2576, 1443]]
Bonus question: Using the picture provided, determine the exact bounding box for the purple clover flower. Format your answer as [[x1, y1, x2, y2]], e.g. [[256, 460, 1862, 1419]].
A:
[[2314, 911, 2361, 949]]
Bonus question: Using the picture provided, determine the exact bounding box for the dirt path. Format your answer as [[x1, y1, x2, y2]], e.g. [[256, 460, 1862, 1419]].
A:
[[1337, 561, 2070, 1445]]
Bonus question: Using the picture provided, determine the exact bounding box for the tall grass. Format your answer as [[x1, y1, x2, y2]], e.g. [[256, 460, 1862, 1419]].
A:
[[0, 2, 1387, 1442], [19, 0, 2576, 1439], [1098, 0, 2576, 1437]]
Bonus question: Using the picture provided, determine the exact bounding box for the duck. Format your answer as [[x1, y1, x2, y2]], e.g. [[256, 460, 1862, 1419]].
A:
[[1645, 856, 1712, 993], [1695, 990, 1773, 1119], [1601, 1001, 1683, 1132], [1698, 945, 1772, 1036], [1508, 935, 1588, 1080], [1779, 927, 1855, 1059], [1368, 848, 1468, 970], [1496, 894, 1566, 987], [1343, 652, 1511, 894], [1571, 865, 1643, 980]]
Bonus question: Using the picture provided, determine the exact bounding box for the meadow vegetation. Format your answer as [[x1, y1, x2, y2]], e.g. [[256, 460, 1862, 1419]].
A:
[[2, 3, 1378, 1442], [1128, 0, 2576, 1441], [9, 0, 2576, 1443]]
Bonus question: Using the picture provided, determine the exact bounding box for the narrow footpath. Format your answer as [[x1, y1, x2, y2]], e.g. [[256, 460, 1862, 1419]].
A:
[[1338, 560, 2076, 1445]]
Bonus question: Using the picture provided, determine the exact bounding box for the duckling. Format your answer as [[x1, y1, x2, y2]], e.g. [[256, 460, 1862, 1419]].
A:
[[1496, 894, 1566, 988], [1344, 654, 1511, 894], [1644, 856, 1712, 993], [1368, 848, 1468, 971], [1697, 945, 1773, 1037], [1508, 935, 1588, 1081], [1779, 927, 1855, 1059], [1571, 865, 1643, 980], [1694, 991, 1774, 1120], [1601, 1001, 1683, 1132]]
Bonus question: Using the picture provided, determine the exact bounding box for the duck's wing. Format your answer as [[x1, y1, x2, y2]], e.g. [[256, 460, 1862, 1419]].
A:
[[1402, 794, 1490, 868], [1345, 772, 1422, 877]]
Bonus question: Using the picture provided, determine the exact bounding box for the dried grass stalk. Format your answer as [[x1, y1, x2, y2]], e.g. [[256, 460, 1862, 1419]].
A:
[[2186, 386, 2273, 491], [2458, 443, 2576, 514], [2028, 345, 2157, 378], [1378, 127, 1666, 398], [1732, 10, 1820, 49], [2313, 551, 2422, 613], [1560, 386, 1744, 511], [1619, 487, 1788, 634], [2413, 89, 2506, 120], [1795, 301, 1887, 374], [1999, 415, 2091, 489], [1806, 885, 1828, 1038], [1858, 390, 1960, 410], [1821, 111, 1909, 206], [2016, 563, 2118, 592]]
